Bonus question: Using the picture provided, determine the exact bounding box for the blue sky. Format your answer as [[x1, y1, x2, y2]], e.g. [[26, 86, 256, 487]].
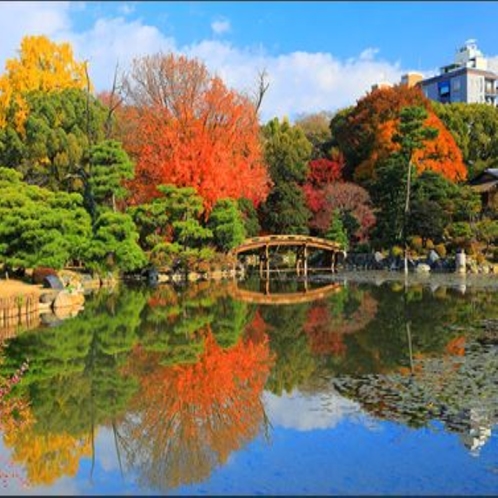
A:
[[0, 1, 497, 121]]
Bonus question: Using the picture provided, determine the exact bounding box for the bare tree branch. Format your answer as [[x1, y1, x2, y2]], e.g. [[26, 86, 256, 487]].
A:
[[254, 68, 269, 114]]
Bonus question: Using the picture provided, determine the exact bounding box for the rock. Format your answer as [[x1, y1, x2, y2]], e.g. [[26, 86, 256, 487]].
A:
[[53, 303, 84, 320], [53, 291, 85, 311], [40, 312, 63, 327], [427, 250, 440, 264], [39, 291, 59, 304], [80, 273, 101, 290], [58, 269, 83, 289], [43, 275, 64, 290], [415, 263, 431, 273], [374, 251, 385, 263]]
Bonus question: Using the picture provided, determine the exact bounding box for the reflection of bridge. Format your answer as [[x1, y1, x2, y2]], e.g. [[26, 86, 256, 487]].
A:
[[231, 282, 343, 305], [231, 235, 346, 277]]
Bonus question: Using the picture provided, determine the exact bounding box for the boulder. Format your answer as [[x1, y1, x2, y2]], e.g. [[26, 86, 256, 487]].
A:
[[43, 275, 64, 290], [427, 250, 440, 265], [374, 251, 385, 263], [415, 263, 431, 273], [39, 290, 59, 304], [53, 291, 85, 311]]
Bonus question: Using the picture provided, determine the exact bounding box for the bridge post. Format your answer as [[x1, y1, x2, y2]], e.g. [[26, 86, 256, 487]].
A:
[[259, 244, 270, 280], [295, 246, 302, 276], [303, 244, 308, 278], [265, 244, 270, 279]]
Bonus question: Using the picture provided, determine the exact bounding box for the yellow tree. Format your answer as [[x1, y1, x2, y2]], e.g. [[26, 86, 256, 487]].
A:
[[0, 35, 87, 132]]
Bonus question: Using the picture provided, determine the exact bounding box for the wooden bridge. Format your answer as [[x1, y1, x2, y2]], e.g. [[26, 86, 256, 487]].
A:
[[230, 281, 343, 305], [231, 235, 346, 277]]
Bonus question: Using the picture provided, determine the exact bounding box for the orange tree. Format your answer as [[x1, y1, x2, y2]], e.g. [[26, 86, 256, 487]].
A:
[[330, 85, 467, 184], [119, 53, 270, 212]]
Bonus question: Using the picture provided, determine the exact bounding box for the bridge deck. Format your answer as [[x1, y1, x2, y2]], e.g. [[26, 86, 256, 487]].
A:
[[232, 235, 343, 255], [231, 282, 343, 305]]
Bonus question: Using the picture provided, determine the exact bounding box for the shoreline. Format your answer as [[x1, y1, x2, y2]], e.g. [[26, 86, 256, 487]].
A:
[[314, 269, 498, 290]]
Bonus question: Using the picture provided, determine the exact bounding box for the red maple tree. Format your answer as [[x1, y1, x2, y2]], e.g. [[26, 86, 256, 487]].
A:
[[118, 54, 270, 210]]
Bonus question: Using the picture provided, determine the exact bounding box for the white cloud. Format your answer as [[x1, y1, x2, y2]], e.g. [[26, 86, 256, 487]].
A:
[[211, 18, 231, 36], [118, 2, 136, 16], [67, 16, 177, 90], [0, 1, 72, 67], [0, 3, 438, 122], [359, 47, 380, 61], [263, 389, 362, 431]]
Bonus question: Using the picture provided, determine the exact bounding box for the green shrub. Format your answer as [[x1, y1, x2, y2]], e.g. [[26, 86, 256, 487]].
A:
[[391, 245, 404, 258]]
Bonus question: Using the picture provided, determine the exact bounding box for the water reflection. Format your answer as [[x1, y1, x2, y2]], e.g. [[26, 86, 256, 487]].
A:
[[0, 278, 497, 494]]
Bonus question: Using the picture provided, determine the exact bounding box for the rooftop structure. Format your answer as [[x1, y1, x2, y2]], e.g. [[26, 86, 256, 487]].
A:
[[419, 40, 497, 106]]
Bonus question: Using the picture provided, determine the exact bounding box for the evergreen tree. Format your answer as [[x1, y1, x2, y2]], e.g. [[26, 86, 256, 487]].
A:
[[0, 88, 107, 191], [88, 140, 134, 214], [237, 198, 261, 237], [326, 209, 349, 250], [86, 211, 147, 272], [258, 118, 312, 235], [208, 199, 246, 252], [0, 167, 91, 269]]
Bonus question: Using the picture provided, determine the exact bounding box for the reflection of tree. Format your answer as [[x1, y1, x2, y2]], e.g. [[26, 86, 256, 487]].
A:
[[6, 423, 91, 486], [0, 282, 257, 489], [138, 282, 250, 365], [330, 284, 498, 452], [0, 356, 30, 489], [120, 325, 274, 492], [304, 288, 378, 356], [260, 303, 316, 395], [0, 288, 146, 485], [256, 286, 379, 394], [333, 340, 498, 454]]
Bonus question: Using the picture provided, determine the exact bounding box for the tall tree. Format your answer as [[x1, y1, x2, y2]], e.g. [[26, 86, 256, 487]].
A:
[[392, 106, 438, 272], [295, 111, 335, 159], [329, 85, 466, 185], [87, 140, 134, 214], [433, 102, 498, 178], [0, 35, 87, 132], [0, 88, 107, 191], [120, 53, 270, 210], [258, 118, 312, 235]]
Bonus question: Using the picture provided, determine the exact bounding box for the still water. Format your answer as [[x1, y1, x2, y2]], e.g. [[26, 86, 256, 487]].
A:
[[0, 274, 497, 495]]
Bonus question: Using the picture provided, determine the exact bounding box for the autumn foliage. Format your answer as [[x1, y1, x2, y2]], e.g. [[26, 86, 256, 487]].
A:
[[332, 85, 467, 183], [122, 325, 274, 489], [0, 35, 87, 132], [120, 53, 270, 211], [303, 292, 378, 355]]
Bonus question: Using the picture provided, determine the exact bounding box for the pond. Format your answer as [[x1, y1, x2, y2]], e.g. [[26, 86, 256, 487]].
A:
[[0, 273, 497, 495]]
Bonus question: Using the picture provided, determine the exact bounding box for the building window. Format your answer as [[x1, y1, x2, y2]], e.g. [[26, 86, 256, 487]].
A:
[[438, 81, 450, 96], [452, 79, 461, 92]]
